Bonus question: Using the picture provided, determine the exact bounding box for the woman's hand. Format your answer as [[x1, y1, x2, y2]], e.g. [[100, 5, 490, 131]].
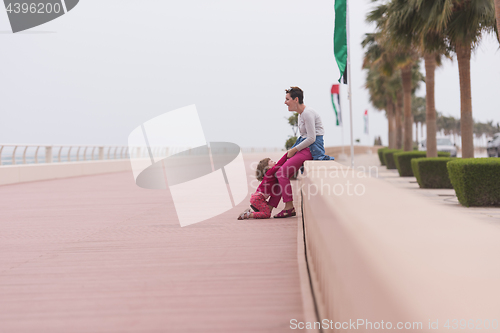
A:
[[287, 147, 298, 158]]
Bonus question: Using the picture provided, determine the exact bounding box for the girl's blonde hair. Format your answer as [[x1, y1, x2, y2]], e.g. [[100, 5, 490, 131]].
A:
[[256, 158, 271, 182]]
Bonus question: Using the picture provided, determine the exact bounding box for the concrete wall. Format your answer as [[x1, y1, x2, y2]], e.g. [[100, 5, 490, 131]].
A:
[[0, 160, 132, 186], [325, 145, 383, 157], [300, 160, 500, 331]]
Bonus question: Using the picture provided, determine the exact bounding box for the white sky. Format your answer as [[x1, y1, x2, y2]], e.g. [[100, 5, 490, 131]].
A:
[[1, 0, 499, 149]]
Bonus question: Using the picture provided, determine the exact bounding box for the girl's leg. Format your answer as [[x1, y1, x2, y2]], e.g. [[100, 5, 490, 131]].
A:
[[252, 210, 271, 219], [237, 208, 252, 220], [250, 193, 271, 219], [275, 148, 312, 209]]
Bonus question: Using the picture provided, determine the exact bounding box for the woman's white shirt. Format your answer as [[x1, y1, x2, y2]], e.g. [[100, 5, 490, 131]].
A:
[[295, 106, 324, 151]]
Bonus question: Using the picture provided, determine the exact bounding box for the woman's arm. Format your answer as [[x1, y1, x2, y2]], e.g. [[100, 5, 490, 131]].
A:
[[276, 153, 288, 167], [294, 111, 316, 152], [264, 153, 288, 177]]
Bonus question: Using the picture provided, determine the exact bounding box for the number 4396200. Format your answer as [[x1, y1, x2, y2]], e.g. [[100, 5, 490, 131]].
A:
[[5, 3, 62, 14]]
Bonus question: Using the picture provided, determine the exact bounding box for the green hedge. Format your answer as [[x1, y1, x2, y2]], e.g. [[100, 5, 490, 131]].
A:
[[447, 158, 500, 207], [395, 151, 451, 177], [382, 149, 403, 169], [411, 157, 455, 188], [378, 147, 388, 166]]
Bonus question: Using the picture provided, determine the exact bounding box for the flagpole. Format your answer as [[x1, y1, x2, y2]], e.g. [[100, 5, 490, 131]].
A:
[[346, 0, 354, 168], [341, 86, 345, 157], [340, 86, 345, 157]]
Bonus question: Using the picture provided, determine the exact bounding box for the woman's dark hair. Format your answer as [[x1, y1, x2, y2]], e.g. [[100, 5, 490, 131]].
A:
[[256, 158, 271, 182], [285, 86, 304, 104]]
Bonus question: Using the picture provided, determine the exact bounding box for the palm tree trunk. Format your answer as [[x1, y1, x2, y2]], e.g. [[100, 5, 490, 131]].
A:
[[386, 95, 396, 149], [401, 64, 413, 151], [456, 44, 474, 158], [424, 54, 438, 158], [495, 0, 500, 42], [415, 122, 419, 146], [396, 91, 403, 149]]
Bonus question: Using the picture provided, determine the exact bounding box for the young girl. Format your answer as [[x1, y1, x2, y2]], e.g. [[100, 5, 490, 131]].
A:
[[237, 153, 292, 220]]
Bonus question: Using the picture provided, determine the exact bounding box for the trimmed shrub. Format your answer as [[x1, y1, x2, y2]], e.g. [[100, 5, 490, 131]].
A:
[[411, 157, 455, 188], [378, 147, 388, 166], [395, 151, 451, 177], [382, 149, 403, 169], [447, 158, 500, 207]]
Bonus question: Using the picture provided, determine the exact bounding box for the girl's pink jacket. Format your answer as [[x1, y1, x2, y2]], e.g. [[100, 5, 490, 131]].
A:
[[256, 153, 288, 197]]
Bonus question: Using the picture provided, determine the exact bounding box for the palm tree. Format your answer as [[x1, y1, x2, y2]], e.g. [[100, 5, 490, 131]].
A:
[[407, 61, 425, 147], [395, 91, 403, 149], [440, 115, 456, 138], [388, 75, 403, 149], [485, 120, 498, 138], [380, 0, 451, 157], [449, 1, 496, 157], [423, 53, 440, 157], [362, 33, 402, 149], [401, 63, 415, 151], [412, 96, 426, 145], [421, 0, 496, 157], [474, 120, 498, 146], [366, 3, 420, 152], [495, 0, 500, 38], [364, 66, 396, 148], [362, 30, 424, 150], [385, 0, 496, 158]]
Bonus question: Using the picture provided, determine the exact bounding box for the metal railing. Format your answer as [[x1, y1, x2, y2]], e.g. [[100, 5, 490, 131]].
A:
[[0, 144, 284, 166], [0, 144, 130, 166], [240, 147, 283, 153]]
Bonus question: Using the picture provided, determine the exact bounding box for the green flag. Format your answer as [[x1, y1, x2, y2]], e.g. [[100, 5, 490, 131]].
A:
[[334, 0, 347, 84]]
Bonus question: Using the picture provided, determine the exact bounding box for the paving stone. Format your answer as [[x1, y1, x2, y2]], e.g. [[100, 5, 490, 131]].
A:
[[0, 152, 304, 333]]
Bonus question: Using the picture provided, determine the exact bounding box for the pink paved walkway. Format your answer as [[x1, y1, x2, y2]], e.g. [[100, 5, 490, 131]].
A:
[[0, 153, 304, 333]]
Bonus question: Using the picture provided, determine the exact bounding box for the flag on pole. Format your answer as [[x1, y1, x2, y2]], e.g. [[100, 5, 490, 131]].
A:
[[331, 84, 342, 126], [334, 0, 347, 84], [364, 110, 369, 134]]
